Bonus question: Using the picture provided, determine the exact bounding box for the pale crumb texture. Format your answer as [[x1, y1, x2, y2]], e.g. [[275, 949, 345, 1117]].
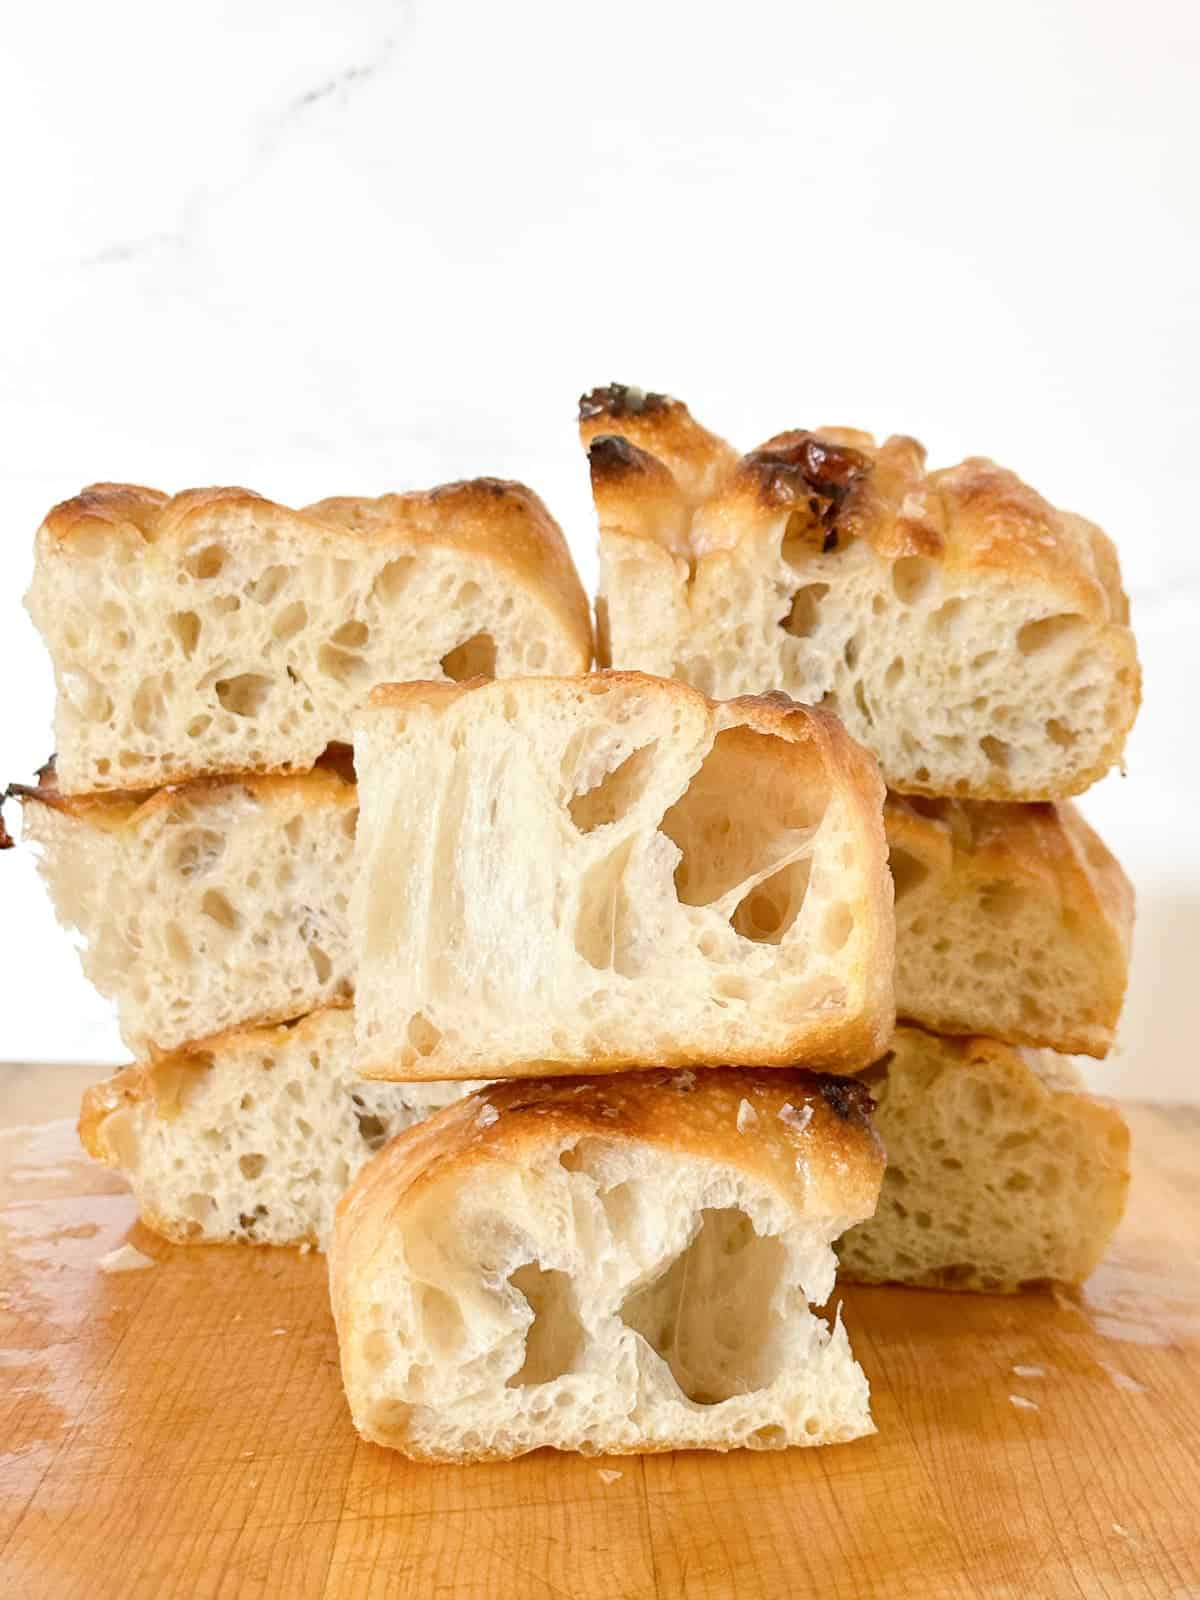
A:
[[837, 1027, 1130, 1292], [98, 1243, 155, 1273], [82, 1009, 481, 1250], [29, 482, 590, 795], [23, 773, 358, 1055], [352, 674, 893, 1080]]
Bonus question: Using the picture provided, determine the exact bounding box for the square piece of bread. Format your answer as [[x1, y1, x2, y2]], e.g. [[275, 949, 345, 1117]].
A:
[[887, 794, 1133, 1057], [15, 755, 358, 1054], [79, 1009, 480, 1250], [330, 1067, 884, 1460], [27, 478, 592, 795], [836, 1026, 1130, 1292], [352, 673, 894, 1080], [580, 384, 1140, 802]]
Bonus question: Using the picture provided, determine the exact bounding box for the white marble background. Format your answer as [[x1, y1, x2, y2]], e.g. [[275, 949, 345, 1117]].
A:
[[2, 0, 1197, 1096]]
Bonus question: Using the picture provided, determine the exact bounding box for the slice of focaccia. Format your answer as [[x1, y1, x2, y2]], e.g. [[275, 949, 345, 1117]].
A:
[[580, 384, 1139, 802], [836, 1026, 1130, 1292], [330, 1067, 884, 1460], [15, 754, 358, 1055], [28, 477, 592, 794], [886, 794, 1133, 1057], [352, 672, 894, 1081], [79, 1008, 479, 1250]]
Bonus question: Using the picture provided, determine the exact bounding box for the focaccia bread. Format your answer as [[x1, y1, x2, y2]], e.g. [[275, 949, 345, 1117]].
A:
[[580, 384, 1140, 802], [352, 672, 894, 1081], [27, 477, 592, 795], [14, 754, 358, 1055], [330, 1067, 884, 1460], [887, 794, 1133, 1057], [79, 1009, 479, 1250], [837, 1026, 1130, 1292]]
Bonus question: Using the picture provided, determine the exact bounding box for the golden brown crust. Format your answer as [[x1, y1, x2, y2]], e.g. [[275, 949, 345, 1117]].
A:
[[885, 794, 1132, 1054], [336, 1067, 884, 1253], [585, 391, 1132, 629], [38, 476, 593, 674], [11, 748, 357, 832]]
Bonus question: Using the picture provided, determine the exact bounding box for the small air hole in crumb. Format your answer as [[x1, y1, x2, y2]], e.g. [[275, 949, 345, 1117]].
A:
[[407, 1013, 442, 1056], [184, 544, 226, 580], [216, 674, 272, 717], [201, 889, 239, 930], [441, 632, 497, 681], [891, 556, 935, 605]]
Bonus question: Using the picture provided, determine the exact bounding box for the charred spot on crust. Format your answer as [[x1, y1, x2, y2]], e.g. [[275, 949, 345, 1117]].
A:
[[0, 807, 12, 850], [587, 434, 663, 481], [579, 384, 672, 423], [816, 1074, 876, 1124], [745, 434, 871, 524]]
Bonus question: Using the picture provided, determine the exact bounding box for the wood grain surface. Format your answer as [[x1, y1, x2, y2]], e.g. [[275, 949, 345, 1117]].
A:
[[1, 1089, 1197, 1600]]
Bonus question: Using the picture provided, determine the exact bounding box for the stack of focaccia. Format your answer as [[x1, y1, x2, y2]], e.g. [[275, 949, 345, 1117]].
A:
[[3, 385, 1138, 1461]]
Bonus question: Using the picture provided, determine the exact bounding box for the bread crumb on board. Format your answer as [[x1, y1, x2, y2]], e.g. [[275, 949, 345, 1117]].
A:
[[1009, 1394, 1039, 1412], [597, 1469, 623, 1485], [98, 1243, 155, 1273], [1011, 1364, 1046, 1379]]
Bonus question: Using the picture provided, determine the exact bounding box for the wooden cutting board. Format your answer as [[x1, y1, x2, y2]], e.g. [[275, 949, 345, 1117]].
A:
[[2, 1096, 1198, 1599]]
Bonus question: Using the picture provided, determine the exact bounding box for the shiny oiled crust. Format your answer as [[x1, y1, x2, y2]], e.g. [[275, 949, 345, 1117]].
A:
[[37, 476, 593, 676], [337, 1068, 883, 1236], [885, 794, 1134, 1053]]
